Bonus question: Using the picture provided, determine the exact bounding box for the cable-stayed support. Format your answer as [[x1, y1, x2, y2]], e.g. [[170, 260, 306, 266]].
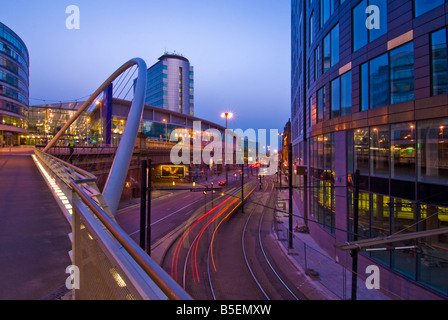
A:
[[43, 58, 148, 216]]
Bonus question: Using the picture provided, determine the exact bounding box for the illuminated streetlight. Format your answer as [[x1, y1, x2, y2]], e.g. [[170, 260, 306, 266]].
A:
[[162, 119, 168, 143], [221, 112, 233, 129], [221, 112, 233, 185]]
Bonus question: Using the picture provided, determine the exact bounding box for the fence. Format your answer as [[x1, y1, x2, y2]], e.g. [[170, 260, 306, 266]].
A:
[[34, 148, 191, 300], [273, 190, 395, 300]]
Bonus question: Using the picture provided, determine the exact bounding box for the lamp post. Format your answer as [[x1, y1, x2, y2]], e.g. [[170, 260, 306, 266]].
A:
[[96, 100, 103, 146], [221, 112, 233, 185], [162, 119, 168, 143]]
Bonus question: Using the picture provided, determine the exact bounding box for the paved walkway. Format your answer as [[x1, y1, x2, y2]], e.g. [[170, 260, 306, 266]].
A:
[[0, 147, 72, 300], [274, 181, 396, 300]]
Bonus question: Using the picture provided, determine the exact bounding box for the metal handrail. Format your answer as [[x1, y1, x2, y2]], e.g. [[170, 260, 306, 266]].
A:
[[34, 147, 96, 180], [70, 179, 193, 300]]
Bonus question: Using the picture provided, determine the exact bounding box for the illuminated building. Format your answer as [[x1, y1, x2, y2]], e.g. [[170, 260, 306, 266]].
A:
[[291, 0, 448, 298]]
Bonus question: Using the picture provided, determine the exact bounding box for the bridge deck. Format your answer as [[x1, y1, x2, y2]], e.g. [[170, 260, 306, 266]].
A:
[[0, 147, 72, 299]]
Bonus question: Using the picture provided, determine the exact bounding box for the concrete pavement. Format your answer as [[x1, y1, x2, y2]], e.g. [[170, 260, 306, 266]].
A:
[[274, 184, 394, 300], [0, 148, 72, 300]]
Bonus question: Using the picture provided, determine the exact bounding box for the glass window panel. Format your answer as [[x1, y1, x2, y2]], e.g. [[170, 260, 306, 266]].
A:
[[347, 130, 354, 174], [309, 12, 314, 46], [431, 28, 448, 96], [315, 45, 320, 80], [391, 122, 416, 180], [369, 53, 389, 109], [318, 135, 324, 169], [323, 33, 331, 72], [354, 128, 369, 174], [371, 194, 391, 265], [317, 86, 326, 123], [341, 71, 352, 115], [361, 63, 369, 111], [321, 0, 331, 27], [323, 133, 333, 170], [418, 204, 448, 294], [331, 24, 339, 67], [353, 0, 368, 52], [417, 118, 448, 184], [392, 198, 417, 279], [370, 125, 390, 177], [414, 0, 445, 17], [390, 42, 414, 104], [369, 0, 387, 42], [358, 191, 371, 240], [331, 77, 340, 118]]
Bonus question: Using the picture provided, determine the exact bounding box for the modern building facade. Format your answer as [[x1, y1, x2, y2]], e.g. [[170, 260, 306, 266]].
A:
[[291, 0, 448, 299], [142, 53, 194, 116], [0, 22, 29, 147]]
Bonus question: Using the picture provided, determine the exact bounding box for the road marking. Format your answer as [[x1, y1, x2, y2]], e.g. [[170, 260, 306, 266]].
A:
[[128, 197, 204, 236]]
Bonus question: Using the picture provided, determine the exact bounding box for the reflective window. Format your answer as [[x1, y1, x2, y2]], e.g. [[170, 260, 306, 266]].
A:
[[320, 0, 331, 28], [315, 45, 321, 80], [418, 204, 448, 293], [417, 118, 448, 184], [331, 71, 352, 118], [369, 54, 389, 108], [323, 133, 334, 171], [414, 0, 445, 17], [323, 33, 331, 73], [390, 42, 414, 104], [353, 0, 387, 52], [354, 128, 369, 174], [369, 0, 388, 42], [358, 191, 371, 240], [317, 86, 326, 123], [431, 28, 448, 96], [353, 0, 368, 51], [370, 194, 391, 264], [391, 122, 416, 180], [361, 53, 389, 110], [392, 198, 417, 278], [361, 63, 369, 111], [370, 126, 390, 177], [323, 24, 339, 73], [331, 77, 341, 118], [309, 11, 314, 46], [341, 71, 352, 115]]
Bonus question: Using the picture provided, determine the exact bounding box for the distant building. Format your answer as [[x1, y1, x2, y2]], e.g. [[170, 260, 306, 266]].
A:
[[142, 53, 194, 116], [0, 22, 29, 146]]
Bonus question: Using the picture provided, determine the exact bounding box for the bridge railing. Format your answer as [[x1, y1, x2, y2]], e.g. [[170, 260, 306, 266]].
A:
[[33, 148, 192, 300]]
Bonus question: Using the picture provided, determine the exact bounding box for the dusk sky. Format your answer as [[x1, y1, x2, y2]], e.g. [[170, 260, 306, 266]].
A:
[[0, 0, 291, 133]]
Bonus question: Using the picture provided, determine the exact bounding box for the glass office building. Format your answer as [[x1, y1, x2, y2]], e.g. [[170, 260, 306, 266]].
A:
[[0, 22, 29, 146], [291, 0, 448, 298], [142, 53, 194, 116]]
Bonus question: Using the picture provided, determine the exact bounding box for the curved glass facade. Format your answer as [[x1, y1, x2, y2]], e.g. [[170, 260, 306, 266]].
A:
[[0, 22, 29, 146], [292, 0, 448, 298]]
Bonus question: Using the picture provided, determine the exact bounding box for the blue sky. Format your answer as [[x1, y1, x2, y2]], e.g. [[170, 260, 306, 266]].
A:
[[1, 0, 291, 132]]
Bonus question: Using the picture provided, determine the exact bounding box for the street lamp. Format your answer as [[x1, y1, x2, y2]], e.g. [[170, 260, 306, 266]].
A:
[[162, 119, 168, 143], [221, 112, 233, 185], [221, 112, 233, 129]]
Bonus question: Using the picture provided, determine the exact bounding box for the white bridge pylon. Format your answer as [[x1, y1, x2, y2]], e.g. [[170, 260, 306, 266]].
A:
[[43, 58, 148, 216]]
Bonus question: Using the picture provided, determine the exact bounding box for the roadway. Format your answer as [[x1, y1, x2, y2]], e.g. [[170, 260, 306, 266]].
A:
[[113, 171, 324, 300]]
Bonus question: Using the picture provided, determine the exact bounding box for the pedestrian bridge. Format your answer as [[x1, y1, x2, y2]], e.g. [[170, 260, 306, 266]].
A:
[[33, 58, 192, 300]]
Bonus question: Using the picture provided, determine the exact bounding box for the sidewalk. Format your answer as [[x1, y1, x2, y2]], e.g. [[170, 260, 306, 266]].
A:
[[0, 148, 72, 300], [273, 183, 394, 300]]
